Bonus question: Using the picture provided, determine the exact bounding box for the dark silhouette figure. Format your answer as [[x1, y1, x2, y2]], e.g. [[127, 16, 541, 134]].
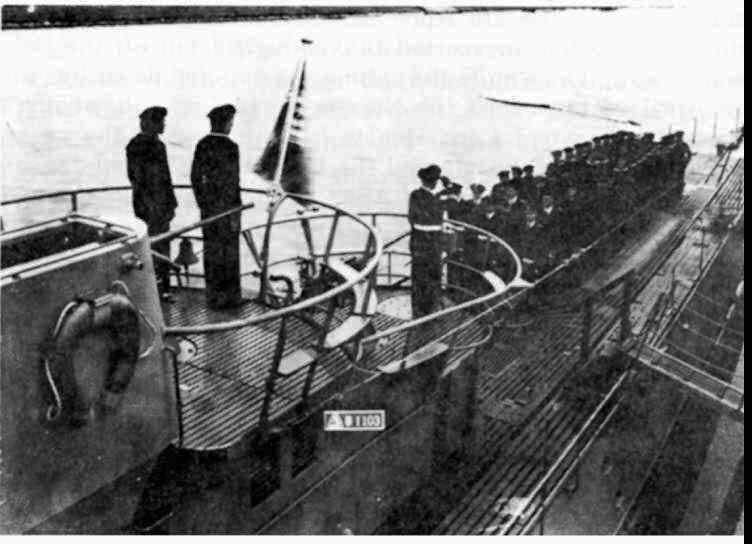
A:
[[190, 104, 243, 309], [126, 106, 177, 297]]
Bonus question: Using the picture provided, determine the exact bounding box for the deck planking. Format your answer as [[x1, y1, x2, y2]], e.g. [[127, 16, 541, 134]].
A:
[[433, 154, 741, 535]]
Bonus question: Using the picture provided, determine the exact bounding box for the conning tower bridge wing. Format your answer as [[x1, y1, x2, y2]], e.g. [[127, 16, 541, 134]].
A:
[[2, 185, 520, 454]]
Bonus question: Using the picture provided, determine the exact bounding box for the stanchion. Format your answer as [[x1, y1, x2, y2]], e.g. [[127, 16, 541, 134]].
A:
[[692, 117, 698, 144], [713, 113, 718, 138]]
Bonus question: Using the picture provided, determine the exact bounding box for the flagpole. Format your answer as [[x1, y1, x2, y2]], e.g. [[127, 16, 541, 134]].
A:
[[272, 39, 311, 190], [259, 38, 311, 303]]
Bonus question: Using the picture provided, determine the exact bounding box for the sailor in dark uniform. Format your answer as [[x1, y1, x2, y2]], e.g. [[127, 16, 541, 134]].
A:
[[522, 164, 549, 210], [436, 175, 464, 286], [126, 106, 178, 298], [499, 185, 526, 251], [518, 208, 545, 280], [408, 164, 443, 318], [436, 175, 464, 219], [546, 150, 564, 178], [490, 170, 510, 204], [457, 182, 487, 285], [510, 166, 524, 194], [562, 147, 576, 191], [538, 192, 564, 267], [190, 104, 243, 310], [519, 164, 534, 203], [546, 150, 565, 201], [670, 131, 692, 199], [560, 183, 589, 252]]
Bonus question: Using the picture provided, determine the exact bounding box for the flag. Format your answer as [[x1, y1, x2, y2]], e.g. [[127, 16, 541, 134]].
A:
[[254, 61, 311, 196]]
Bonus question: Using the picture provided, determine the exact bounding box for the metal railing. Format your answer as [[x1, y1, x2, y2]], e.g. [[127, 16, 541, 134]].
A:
[[1, 185, 383, 331]]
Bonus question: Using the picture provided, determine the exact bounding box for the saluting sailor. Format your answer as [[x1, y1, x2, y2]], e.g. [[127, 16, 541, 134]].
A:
[[190, 104, 243, 310], [126, 106, 178, 299], [408, 164, 444, 318]]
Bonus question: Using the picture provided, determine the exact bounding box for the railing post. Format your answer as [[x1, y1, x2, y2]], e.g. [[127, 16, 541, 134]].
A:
[[166, 346, 185, 448], [273, 425, 295, 487], [70, 193, 78, 213], [692, 117, 698, 144], [713, 112, 718, 138], [259, 316, 288, 431], [581, 296, 594, 363], [481, 237, 490, 270], [698, 222, 706, 274], [259, 196, 285, 304], [323, 211, 340, 267], [300, 216, 315, 268], [461, 350, 481, 459], [620, 271, 635, 346], [362, 231, 374, 263], [301, 296, 337, 406]]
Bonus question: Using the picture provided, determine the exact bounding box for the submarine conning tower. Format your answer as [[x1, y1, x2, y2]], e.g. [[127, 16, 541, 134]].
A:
[[0, 213, 176, 533]]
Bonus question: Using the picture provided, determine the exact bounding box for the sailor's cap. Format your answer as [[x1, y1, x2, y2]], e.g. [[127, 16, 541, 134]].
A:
[[511, 166, 523, 175], [418, 164, 442, 182], [208, 104, 237, 122], [551, 150, 563, 157], [139, 106, 167, 121], [523, 164, 534, 173], [497, 170, 510, 178], [470, 183, 486, 195]]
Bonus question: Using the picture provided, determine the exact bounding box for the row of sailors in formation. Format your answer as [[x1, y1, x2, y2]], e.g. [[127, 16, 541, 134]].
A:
[[409, 130, 692, 302]]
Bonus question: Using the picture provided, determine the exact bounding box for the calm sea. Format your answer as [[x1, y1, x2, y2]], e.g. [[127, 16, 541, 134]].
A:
[[1, 5, 744, 230]]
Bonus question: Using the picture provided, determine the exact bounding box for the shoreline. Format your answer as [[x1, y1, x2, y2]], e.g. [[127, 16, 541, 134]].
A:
[[2, 5, 623, 31]]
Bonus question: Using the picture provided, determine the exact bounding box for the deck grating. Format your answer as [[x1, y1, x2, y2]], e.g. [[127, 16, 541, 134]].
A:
[[434, 156, 742, 535], [162, 288, 462, 450]]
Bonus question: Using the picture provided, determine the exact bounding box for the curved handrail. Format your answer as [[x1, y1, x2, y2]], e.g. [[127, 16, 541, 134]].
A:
[[2, 186, 523, 337], [0, 183, 270, 207], [359, 169, 707, 357], [162, 195, 383, 335], [1, 184, 384, 336], [1, 185, 525, 340], [354, 212, 525, 345]]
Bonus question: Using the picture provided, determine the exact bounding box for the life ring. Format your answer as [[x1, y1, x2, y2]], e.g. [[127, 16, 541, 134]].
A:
[[41, 291, 141, 426]]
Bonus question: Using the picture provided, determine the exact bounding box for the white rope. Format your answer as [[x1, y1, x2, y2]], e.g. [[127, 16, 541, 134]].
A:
[[44, 358, 63, 421], [110, 280, 157, 359]]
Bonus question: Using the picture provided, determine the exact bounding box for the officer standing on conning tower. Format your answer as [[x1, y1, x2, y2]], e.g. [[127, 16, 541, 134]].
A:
[[191, 104, 243, 310], [126, 106, 178, 299], [408, 164, 443, 318]]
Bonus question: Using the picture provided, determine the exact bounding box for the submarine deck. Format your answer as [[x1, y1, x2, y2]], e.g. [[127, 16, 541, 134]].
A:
[[161, 287, 486, 451], [372, 150, 745, 535], [437, 153, 743, 535]]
